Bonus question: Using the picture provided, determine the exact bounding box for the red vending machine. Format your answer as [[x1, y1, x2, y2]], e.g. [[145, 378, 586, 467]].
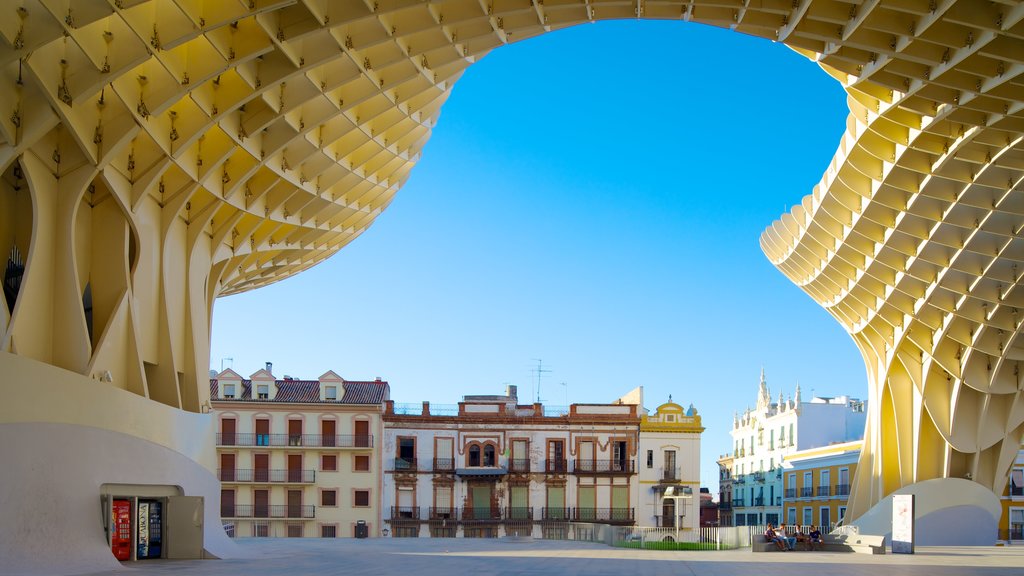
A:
[[111, 499, 132, 561]]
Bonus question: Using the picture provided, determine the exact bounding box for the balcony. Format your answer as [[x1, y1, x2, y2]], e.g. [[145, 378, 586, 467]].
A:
[[545, 459, 568, 474], [816, 486, 832, 497], [504, 507, 534, 521], [752, 472, 765, 483], [1012, 485, 1024, 497], [661, 466, 680, 482], [800, 487, 813, 498], [433, 458, 455, 472], [784, 488, 796, 499], [572, 459, 635, 475], [218, 469, 315, 483], [718, 501, 732, 511], [753, 497, 764, 506], [541, 507, 571, 521], [572, 508, 634, 524], [509, 458, 531, 473], [429, 507, 459, 520], [394, 457, 417, 472], [390, 506, 421, 520], [834, 484, 850, 496], [461, 507, 503, 521], [216, 433, 373, 448], [732, 499, 745, 507], [221, 504, 315, 519], [1001, 527, 1024, 541]]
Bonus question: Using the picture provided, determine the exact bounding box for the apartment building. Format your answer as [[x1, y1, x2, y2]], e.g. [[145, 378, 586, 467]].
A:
[[999, 449, 1024, 543], [211, 366, 388, 538], [781, 440, 860, 529], [381, 386, 649, 537], [729, 369, 865, 526], [637, 399, 703, 532]]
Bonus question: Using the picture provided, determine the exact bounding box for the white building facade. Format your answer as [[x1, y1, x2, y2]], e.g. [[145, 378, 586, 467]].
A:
[[637, 400, 703, 533], [729, 370, 865, 526]]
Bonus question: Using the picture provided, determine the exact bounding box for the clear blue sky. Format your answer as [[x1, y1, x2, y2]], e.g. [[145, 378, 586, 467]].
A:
[[211, 19, 861, 493]]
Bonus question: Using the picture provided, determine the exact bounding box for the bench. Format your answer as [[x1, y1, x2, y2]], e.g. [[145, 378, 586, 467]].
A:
[[751, 533, 886, 554]]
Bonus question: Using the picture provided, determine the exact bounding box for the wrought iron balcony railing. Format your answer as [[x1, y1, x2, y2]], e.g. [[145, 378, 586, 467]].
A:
[[545, 459, 568, 474], [541, 507, 571, 521], [394, 457, 417, 472], [572, 508, 634, 523], [834, 484, 850, 496], [433, 457, 455, 472], [509, 458, 531, 473], [504, 507, 534, 520], [217, 433, 372, 448], [429, 507, 459, 520], [800, 487, 814, 497], [816, 486, 831, 497], [661, 466, 680, 481], [784, 488, 796, 499], [572, 459, 635, 475], [218, 469, 315, 483], [390, 506, 421, 520], [221, 504, 315, 519]]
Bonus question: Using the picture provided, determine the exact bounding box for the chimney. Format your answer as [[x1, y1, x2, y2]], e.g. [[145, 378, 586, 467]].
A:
[[375, 377, 381, 382], [265, 362, 273, 373], [507, 384, 517, 400]]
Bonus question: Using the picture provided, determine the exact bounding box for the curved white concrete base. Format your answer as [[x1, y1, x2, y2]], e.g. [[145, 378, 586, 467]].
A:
[[844, 478, 1001, 547], [0, 353, 241, 576]]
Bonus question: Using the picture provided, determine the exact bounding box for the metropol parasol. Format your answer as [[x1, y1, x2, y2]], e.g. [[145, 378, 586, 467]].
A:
[[1, 0, 1022, 569]]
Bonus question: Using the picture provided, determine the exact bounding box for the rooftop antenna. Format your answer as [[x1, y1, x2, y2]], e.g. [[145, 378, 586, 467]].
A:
[[530, 359, 552, 403]]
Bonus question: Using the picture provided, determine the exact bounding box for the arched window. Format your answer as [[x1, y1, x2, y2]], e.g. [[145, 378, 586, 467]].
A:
[[469, 444, 481, 467], [483, 444, 496, 466]]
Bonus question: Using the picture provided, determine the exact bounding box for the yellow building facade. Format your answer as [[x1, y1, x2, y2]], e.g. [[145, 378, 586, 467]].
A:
[[998, 449, 1024, 543], [3, 0, 1024, 568], [782, 441, 861, 530]]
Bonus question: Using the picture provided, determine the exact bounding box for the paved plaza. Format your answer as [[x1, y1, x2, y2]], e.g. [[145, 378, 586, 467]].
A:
[[80, 538, 1024, 576]]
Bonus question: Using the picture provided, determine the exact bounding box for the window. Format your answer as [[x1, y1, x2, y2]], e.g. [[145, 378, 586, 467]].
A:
[[469, 444, 481, 467], [253, 522, 269, 537], [321, 525, 337, 538], [838, 506, 847, 523], [750, 435, 754, 455], [325, 386, 337, 400], [820, 506, 831, 528], [647, 450, 653, 468], [287, 524, 303, 538], [769, 429, 774, 450], [803, 507, 813, 525], [322, 455, 337, 471], [1011, 469, 1024, 497], [789, 423, 794, 446], [787, 508, 796, 525], [354, 490, 370, 507], [354, 455, 370, 471], [1010, 509, 1024, 540], [483, 444, 496, 466], [256, 384, 268, 399], [223, 384, 236, 398], [397, 437, 415, 469], [322, 490, 337, 507]]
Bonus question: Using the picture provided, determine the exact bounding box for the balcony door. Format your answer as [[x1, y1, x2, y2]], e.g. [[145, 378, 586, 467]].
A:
[[355, 420, 370, 447], [254, 453, 269, 482], [547, 440, 564, 472], [254, 489, 269, 518], [579, 440, 594, 472], [436, 437, 453, 471], [287, 490, 302, 518], [662, 497, 675, 528], [663, 450, 676, 479], [288, 419, 303, 446], [220, 453, 235, 482], [221, 489, 235, 517], [321, 420, 336, 447], [255, 418, 270, 446], [613, 441, 628, 472], [221, 418, 236, 445], [288, 454, 302, 482]]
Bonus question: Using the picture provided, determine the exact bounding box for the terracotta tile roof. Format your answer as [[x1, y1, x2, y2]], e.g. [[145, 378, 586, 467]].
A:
[[209, 378, 389, 404], [341, 381, 390, 404]]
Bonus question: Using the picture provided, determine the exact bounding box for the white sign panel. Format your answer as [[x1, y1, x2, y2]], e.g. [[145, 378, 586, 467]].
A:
[[892, 494, 914, 554]]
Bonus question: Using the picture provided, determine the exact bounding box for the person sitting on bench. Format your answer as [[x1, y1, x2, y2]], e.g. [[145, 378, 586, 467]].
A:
[[807, 525, 823, 551], [793, 524, 808, 549], [765, 524, 787, 551], [777, 524, 797, 550]]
